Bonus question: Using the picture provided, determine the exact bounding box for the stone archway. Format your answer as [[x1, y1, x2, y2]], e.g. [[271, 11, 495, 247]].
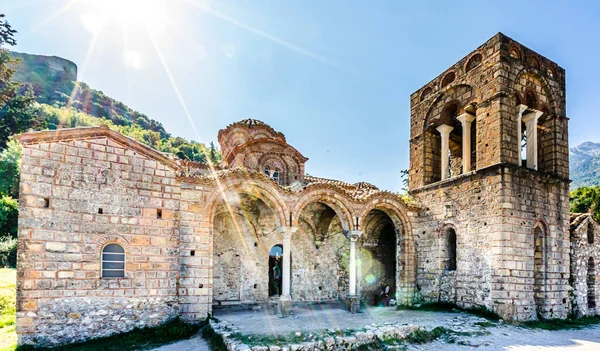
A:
[[293, 201, 350, 301], [359, 209, 397, 305], [212, 192, 281, 305], [358, 195, 416, 306]]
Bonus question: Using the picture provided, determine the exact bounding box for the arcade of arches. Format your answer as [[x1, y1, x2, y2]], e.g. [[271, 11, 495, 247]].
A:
[[13, 33, 600, 348]]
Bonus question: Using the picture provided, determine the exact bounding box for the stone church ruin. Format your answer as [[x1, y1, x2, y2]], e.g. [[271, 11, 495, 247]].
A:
[[13, 33, 600, 347]]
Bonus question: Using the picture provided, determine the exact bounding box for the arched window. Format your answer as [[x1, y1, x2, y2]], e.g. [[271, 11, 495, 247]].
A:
[[525, 91, 537, 109], [102, 243, 125, 278], [588, 221, 595, 245], [533, 225, 546, 316], [420, 87, 433, 102], [588, 257, 596, 310], [272, 169, 280, 183], [465, 54, 482, 72], [264, 167, 270, 176], [442, 227, 457, 271], [441, 72, 455, 88]]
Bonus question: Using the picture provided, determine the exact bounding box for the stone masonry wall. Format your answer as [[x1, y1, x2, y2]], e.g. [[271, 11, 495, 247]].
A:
[[16, 137, 181, 346], [570, 214, 600, 317]]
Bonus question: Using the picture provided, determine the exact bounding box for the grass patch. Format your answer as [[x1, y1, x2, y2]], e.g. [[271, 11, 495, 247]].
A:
[[201, 322, 227, 351], [404, 326, 453, 344], [520, 315, 600, 330], [0, 268, 16, 351], [397, 302, 501, 321], [17, 318, 204, 351]]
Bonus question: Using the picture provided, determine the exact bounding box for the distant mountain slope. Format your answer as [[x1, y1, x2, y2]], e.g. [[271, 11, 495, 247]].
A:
[[7, 51, 219, 163], [9, 51, 169, 138], [570, 141, 600, 189]]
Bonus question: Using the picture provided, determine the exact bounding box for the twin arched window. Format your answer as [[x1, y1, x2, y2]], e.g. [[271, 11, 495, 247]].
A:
[[102, 243, 125, 278], [264, 167, 281, 184]]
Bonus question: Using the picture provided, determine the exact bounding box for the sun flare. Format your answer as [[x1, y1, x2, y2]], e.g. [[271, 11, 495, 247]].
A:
[[78, 0, 170, 34]]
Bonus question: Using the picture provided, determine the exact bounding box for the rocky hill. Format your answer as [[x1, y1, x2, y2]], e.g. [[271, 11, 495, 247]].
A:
[[570, 141, 600, 189], [9, 51, 169, 138]]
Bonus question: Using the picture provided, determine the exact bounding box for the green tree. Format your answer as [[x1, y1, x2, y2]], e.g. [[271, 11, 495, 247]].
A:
[[0, 195, 17, 238], [208, 141, 220, 164], [570, 186, 600, 221], [0, 13, 38, 150], [0, 139, 21, 198]]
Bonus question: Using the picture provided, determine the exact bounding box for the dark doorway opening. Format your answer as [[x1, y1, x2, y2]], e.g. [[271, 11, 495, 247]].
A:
[[268, 245, 283, 297]]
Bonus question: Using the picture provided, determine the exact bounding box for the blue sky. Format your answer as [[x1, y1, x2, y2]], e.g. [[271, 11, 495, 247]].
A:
[[2, 0, 599, 191]]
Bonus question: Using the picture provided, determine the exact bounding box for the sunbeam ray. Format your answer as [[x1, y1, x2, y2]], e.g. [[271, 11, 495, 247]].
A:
[[183, 0, 356, 74]]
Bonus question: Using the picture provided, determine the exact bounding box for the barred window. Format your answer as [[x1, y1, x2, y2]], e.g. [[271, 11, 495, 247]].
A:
[[102, 244, 125, 278]]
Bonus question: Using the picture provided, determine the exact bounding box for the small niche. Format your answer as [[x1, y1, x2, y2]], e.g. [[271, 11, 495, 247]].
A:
[[199, 283, 203, 288], [43, 198, 50, 208], [98, 208, 103, 214], [190, 250, 195, 256], [157, 209, 162, 219]]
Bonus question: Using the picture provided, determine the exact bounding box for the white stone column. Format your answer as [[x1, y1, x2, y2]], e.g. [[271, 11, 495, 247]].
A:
[[276, 226, 298, 316], [277, 226, 298, 298], [522, 110, 543, 170], [516, 104, 528, 165], [436, 124, 454, 180], [456, 113, 476, 173], [347, 230, 363, 296]]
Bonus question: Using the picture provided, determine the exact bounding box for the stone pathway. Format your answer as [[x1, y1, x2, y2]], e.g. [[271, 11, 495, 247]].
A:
[[152, 304, 600, 350]]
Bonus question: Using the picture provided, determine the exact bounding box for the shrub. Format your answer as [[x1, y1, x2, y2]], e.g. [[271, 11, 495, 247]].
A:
[[0, 196, 18, 239], [0, 237, 17, 268]]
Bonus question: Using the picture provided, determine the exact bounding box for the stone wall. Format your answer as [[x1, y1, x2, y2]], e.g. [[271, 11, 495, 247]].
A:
[[407, 33, 570, 321], [16, 134, 181, 346], [570, 214, 600, 317]]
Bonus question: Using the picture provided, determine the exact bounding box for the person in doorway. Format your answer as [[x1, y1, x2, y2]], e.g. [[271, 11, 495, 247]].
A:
[[272, 254, 282, 296], [378, 281, 390, 307]]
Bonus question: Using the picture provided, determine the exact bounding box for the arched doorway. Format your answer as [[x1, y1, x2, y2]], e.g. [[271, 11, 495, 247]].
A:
[[360, 209, 398, 305], [212, 192, 279, 304], [268, 245, 283, 297]]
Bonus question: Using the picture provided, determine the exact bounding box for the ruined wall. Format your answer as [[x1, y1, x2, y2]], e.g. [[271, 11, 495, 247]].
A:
[[411, 172, 499, 310], [570, 214, 600, 317], [16, 136, 181, 346]]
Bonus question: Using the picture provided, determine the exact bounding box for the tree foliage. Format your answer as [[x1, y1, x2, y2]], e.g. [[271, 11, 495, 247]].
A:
[[0, 195, 17, 238], [570, 186, 600, 222], [0, 139, 21, 198]]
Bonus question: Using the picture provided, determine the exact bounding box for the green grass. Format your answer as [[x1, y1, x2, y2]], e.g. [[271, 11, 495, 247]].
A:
[[520, 315, 600, 330], [403, 326, 453, 344], [200, 322, 228, 351], [0, 268, 16, 351]]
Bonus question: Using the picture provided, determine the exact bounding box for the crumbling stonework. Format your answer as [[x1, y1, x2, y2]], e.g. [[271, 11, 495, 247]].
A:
[[570, 214, 600, 317], [13, 33, 588, 347]]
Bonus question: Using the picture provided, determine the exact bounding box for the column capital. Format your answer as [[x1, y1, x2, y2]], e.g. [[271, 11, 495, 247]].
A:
[[436, 124, 454, 135], [456, 112, 475, 124], [522, 109, 543, 123], [345, 230, 363, 241], [277, 226, 298, 238], [517, 104, 528, 115]]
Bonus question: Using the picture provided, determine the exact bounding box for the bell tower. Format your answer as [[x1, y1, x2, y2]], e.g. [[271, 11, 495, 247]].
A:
[[408, 33, 570, 321]]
